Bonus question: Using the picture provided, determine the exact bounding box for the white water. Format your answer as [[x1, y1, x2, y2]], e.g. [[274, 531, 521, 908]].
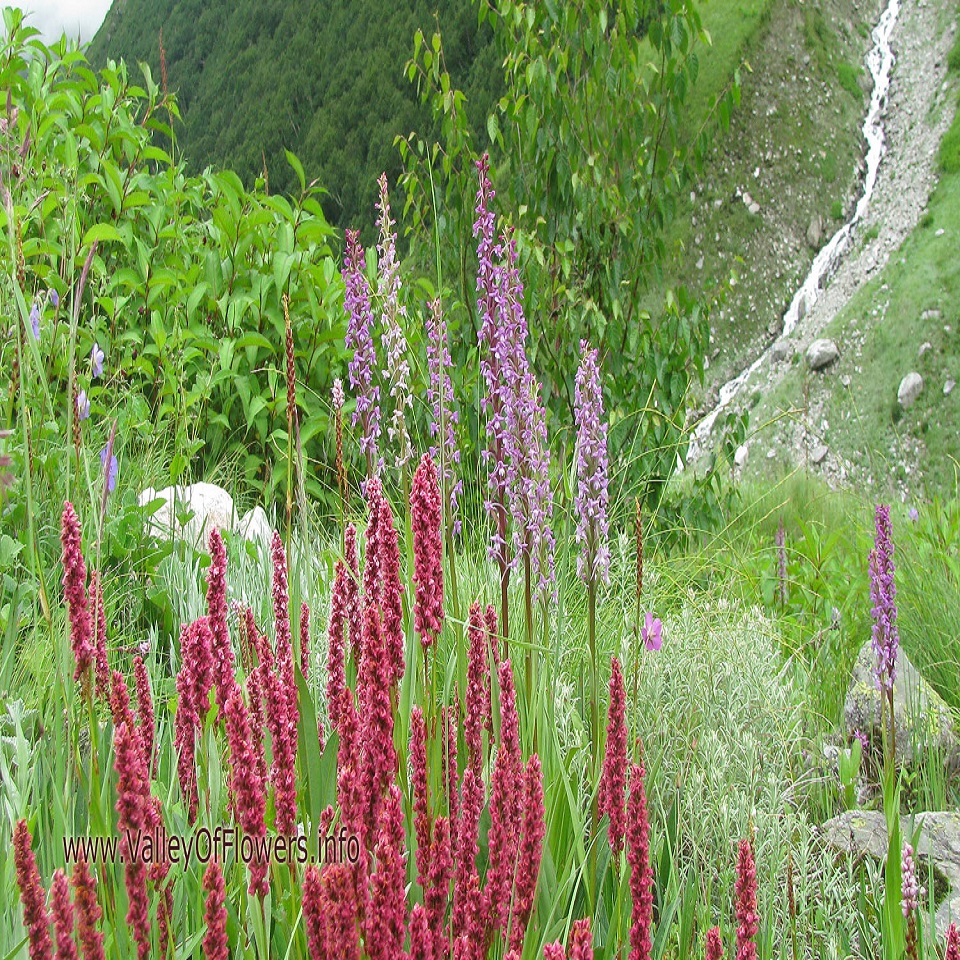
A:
[[687, 0, 901, 460]]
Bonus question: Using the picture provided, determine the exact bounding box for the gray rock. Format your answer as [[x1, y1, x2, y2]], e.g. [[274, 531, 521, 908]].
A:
[[918, 341, 933, 360], [922, 309, 942, 321], [734, 444, 749, 468], [821, 810, 960, 938], [898, 372, 924, 409], [806, 338, 840, 370], [237, 507, 273, 551], [812, 444, 829, 465], [807, 213, 823, 250], [844, 640, 958, 772], [945, 379, 956, 396], [770, 340, 794, 363]]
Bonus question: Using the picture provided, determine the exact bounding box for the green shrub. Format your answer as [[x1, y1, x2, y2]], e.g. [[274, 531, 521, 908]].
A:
[[837, 62, 863, 99]]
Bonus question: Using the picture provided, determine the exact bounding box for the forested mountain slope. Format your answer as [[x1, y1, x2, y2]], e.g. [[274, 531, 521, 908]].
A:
[[89, 0, 501, 232]]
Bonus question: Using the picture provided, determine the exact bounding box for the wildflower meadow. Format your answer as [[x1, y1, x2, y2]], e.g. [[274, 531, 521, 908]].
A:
[[2, 10, 960, 960]]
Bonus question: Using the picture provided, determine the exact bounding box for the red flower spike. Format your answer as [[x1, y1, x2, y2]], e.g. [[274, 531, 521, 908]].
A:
[[627, 761, 653, 960], [303, 865, 327, 960], [223, 686, 269, 897], [453, 766, 483, 940], [509, 754, 545, 953], [206, 528, 235, 714], [425, 816, 452, 960], [365, 785, 407, 960], [543, 943, 565, 960], [464, 603, 489, 775], [114, 722, 151, 959], [568, 918, 593, 960], [409, 904, 434, 960], [705, 927, 724, 960], [202, 862, 229, 960], [61, 502, 94, 685], [133, 656, 155, 778], [735, 838, 759, 960], [71, 857, 104, 960], [484, 659, 523, 941], [322, 863, 361, 960], [411, 454, 444, 647], [13, 819, 53, 960], [945, 924, 960, 960], [599, 656, 628, 860], [410, 706, 432, 890]]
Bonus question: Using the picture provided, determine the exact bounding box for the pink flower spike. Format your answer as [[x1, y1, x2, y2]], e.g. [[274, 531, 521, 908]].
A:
[[61, 501, 94, 685], [599, 656, 628, 860], [202, 862, 229, 960], [408, 903, 434, 960], [568, 918, 593, 960], [377, 493, 405, 686], [13, 819, 53, 960], [327, 561, 348, 734], [303, 865, 327, 960], [641, 612, 662, 652], [365, 784, 407, 960], [627, 761, 653, 960], [133, 656, 155, 778], [410, 706, 432, 890], [510, 754, 545, 953], [206, 528, 236, 714], [411, 454, 444, 647], [945, 924, 960, 960], [705, 927, 725, 960], [300, 602, 311, 680], [734, 837, 759, 960], [71, 857, 104, 960], [543, 943, 565, 960]]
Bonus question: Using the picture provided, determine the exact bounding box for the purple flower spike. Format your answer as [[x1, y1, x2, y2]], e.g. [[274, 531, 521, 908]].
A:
[[343, 229, 381, 478], [91, 342, 104, 379], [48, 288, 59, 308], [908, 507, 919, 523], [76, 389, 90, 421], [29, 301, 40, 339], [100, 446, 118, 493], [574, 341, 609, 586], [869, 504, 899, 692], [642, 612, 662, 651]]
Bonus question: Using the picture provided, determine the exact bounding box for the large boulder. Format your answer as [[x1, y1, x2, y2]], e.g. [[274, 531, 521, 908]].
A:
[[821, 810, 960, 938], [844, 640, 958, 771], [806, 338, 840, 370], [138, 483, 273, 551]]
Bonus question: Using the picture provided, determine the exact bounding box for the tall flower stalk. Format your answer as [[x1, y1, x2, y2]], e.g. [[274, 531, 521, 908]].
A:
[[376, 173, 412, 481], [869, 504, 899, 765], [574, 341, 609, 772], [344, 229, 381, 483]]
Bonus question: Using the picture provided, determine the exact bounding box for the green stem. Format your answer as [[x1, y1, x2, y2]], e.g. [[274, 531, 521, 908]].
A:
[[588, 579, 598, 904]]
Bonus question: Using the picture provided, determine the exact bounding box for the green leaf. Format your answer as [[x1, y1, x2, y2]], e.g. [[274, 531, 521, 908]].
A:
[[81, 222, 124, 247]]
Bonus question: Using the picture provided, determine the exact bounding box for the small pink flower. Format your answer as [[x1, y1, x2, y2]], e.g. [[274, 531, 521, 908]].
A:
[[426, 815, 452, 959], [464, 603, 489, 774], [408, 904, 434, 960], [410, 706, 432, 891], [300, 602, 311, 680], [202, 862, 229, 960], [322, 864, 361, 960], [641, 612, 662, 652], [13, 819, 53, 960]]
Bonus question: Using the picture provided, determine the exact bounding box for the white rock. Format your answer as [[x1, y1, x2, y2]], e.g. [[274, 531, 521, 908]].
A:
[[138, 483, 273, 552], [812, 444, 829, 465], [918, 341, 933, 360], [734, 444, 749, 467], [806, 338, 840, 370], [945, 379, 956, 396], [898, 372, 924, 409]]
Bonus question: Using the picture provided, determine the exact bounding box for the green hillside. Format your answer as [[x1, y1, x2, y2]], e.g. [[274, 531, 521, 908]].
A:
[[88, 0, 501, 233]]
